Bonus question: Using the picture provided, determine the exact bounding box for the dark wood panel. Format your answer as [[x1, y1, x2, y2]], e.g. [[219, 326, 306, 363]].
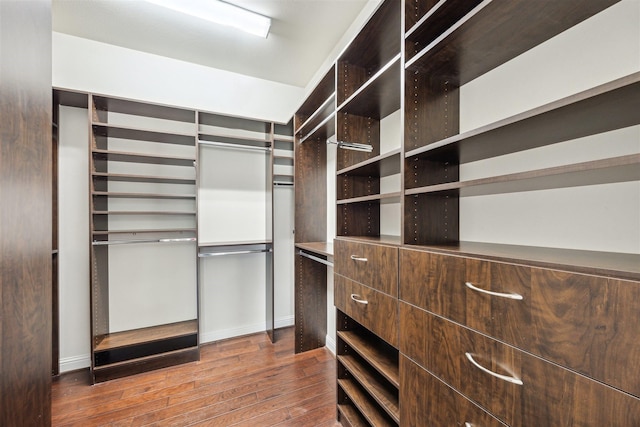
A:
[[337, 330, 399, 388], [336, 112, 381, 170], [335, 275, 398, 347], [337, 173, 381, 200], [335, 239, 398, 296], [400, 302, 521, 424], [295, 254, 327, 352], [295, 242, 334, 257], [531, 271, 640, 398], [0, 1, 52, 424], [404, 71, 460, 151], [337, 201, 381, 238], [404, 0, 439, 34], [337, 379, 395, 426], [92, 95, 196, 123], [400, 302, 640, 426], [294, 138, 326, 243], [295, 66, 336, 128], [400, 355, 507, 427], [404, 241, 640, 282], [403, 192, 459, 245]]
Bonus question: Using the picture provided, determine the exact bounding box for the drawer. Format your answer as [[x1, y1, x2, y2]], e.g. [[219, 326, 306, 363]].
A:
[[400, 302, 640, 426], [401, 355, 507, 427], [530, 270, 640, 398], [335, 274, 398, 347], [335, 239, 398, 296], [400, 248, 530, 348]]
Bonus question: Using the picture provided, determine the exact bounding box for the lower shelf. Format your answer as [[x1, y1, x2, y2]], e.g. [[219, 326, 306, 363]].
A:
[[92, 319, 199, 383], [338, 403, 368, 427]]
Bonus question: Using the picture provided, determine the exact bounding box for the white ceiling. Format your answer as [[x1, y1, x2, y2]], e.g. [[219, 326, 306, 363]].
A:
[[52, 0, 372, 88]]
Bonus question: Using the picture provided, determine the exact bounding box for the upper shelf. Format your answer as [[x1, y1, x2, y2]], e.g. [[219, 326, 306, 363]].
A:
[[92, 95, 195, 124], [91, 172, 195, 185], [405, 154, 640, 196], [337, 55, 401, 120], [405, 72, 640, 163], [337, 0, 401, 104], [295, 67, 336, 133], [92, 149, 195, 166], [405, 0, 620, 85], [297, 94, 335, 139], [92, 123, 195, 146], [295, 242, 334, 257]]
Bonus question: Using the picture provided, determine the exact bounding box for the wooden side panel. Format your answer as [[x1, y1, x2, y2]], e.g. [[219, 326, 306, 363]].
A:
[[295, 254, 327, 352], [0, 0, 53, 424], [294, 138, 327, 244], [403, 192, 459, 245]]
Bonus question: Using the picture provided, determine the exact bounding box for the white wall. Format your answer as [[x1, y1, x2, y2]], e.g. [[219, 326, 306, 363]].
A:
[[53, 32, 303, 124], [58, 106, 91, 372], [459, 0, 640, 254]]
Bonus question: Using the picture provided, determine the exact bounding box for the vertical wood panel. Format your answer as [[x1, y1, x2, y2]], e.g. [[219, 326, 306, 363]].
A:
[[0, 0, 53, 425]]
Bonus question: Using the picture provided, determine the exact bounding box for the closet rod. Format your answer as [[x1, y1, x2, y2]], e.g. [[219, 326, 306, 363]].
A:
[[198, 140, 271, 153], [199, 248, 272, 257], [298, 250, 333, 267], [274, 181, 294, 186], [92, 237, 196, 246]]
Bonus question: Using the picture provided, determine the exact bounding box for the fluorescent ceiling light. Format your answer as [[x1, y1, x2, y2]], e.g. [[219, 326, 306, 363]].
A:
[[146, 0, 271, 38]]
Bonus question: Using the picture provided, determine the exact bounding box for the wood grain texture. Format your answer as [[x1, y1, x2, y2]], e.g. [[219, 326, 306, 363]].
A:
[[335, 275, 398, 347], [53, 328, 340, 426], [295, 254, 327, 353], [400, 355, 507, 427], [400, 302, 640, 426], [294, 138, 327, 244], [0, 1, 52, 425], [335, 239, 398, 296]]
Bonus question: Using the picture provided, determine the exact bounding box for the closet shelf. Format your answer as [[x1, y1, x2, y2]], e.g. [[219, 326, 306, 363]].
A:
[[338, 379, 395, 427], [295, 242, 334, 257], [337, 404, 368, 427], [91, 123, 195, 146], [339, 355, 400, 423], [92, 96, 196, 123], [274, 134, 294, 143], [92, 149, 195, 166], [296, 93, 335, 138], [337, 235, 402, 247], [294, 67, 335, 133], [198, 241, 272, 257], [197, 131, 270, 145], [92, 228, 196, 236], [337, 192, 402, 205], [337, 55, 401, 120], [405, 72, 640, 162], [299, 111, 336, 144], [337, 149, 401, 176], [337, 330, 400, 387], [409, 241, 640, 282], [92, 172, 196, 185], [92, 210, 195, 215], [405, 0, 482, 61], [405, 154, 640, 196], [405, 0, 619, 84], [93, 319, 198, 352], [92, 191, 195, 200]]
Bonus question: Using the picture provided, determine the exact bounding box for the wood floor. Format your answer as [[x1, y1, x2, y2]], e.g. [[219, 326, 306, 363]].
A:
[[52, 328, 341, 426]]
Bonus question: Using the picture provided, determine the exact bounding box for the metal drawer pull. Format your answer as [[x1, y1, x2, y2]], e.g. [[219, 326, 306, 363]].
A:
[[465, 352, 523, 385], [350, 255, 368, 262], [465, 281, 523, 300], [350, 294, 368, 305]]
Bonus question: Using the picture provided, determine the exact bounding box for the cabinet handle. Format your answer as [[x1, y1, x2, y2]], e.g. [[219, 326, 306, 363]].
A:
[[465, 281, 523, 300], [350, 255, 368, 262], [350, 294, 368, 305], [465, 352, 523, 385]]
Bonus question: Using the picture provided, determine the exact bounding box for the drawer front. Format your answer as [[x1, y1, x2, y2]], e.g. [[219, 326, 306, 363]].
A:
[[335, 239, 398, 296], [401, 355, 507, 427], [335, 274, 398, 347], [400, 302, 640, 426], [400, 301, 522, 425], [400, 248, 530, 348], [530, 270, 640, 398]]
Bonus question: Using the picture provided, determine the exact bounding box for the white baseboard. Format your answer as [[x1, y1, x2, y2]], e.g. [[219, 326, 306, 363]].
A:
[[200, 315, 295, 345], [325, 334, 336, 355], [59, 354, 91, 373]]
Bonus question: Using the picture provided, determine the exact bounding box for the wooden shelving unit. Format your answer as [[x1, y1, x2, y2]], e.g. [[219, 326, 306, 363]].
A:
[[88, 94, 199, 383]]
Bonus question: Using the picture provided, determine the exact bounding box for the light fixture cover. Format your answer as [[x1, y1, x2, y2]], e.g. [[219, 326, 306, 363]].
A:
[[146, 0, 271, 38]]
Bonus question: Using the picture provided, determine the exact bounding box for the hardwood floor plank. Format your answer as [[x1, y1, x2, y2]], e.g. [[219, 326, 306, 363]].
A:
[[52, 328, 340, 427]]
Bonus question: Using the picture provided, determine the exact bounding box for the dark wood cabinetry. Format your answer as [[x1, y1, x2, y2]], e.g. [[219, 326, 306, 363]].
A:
[[290, 0, 639, 424], [0, 0, 53, 424]]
